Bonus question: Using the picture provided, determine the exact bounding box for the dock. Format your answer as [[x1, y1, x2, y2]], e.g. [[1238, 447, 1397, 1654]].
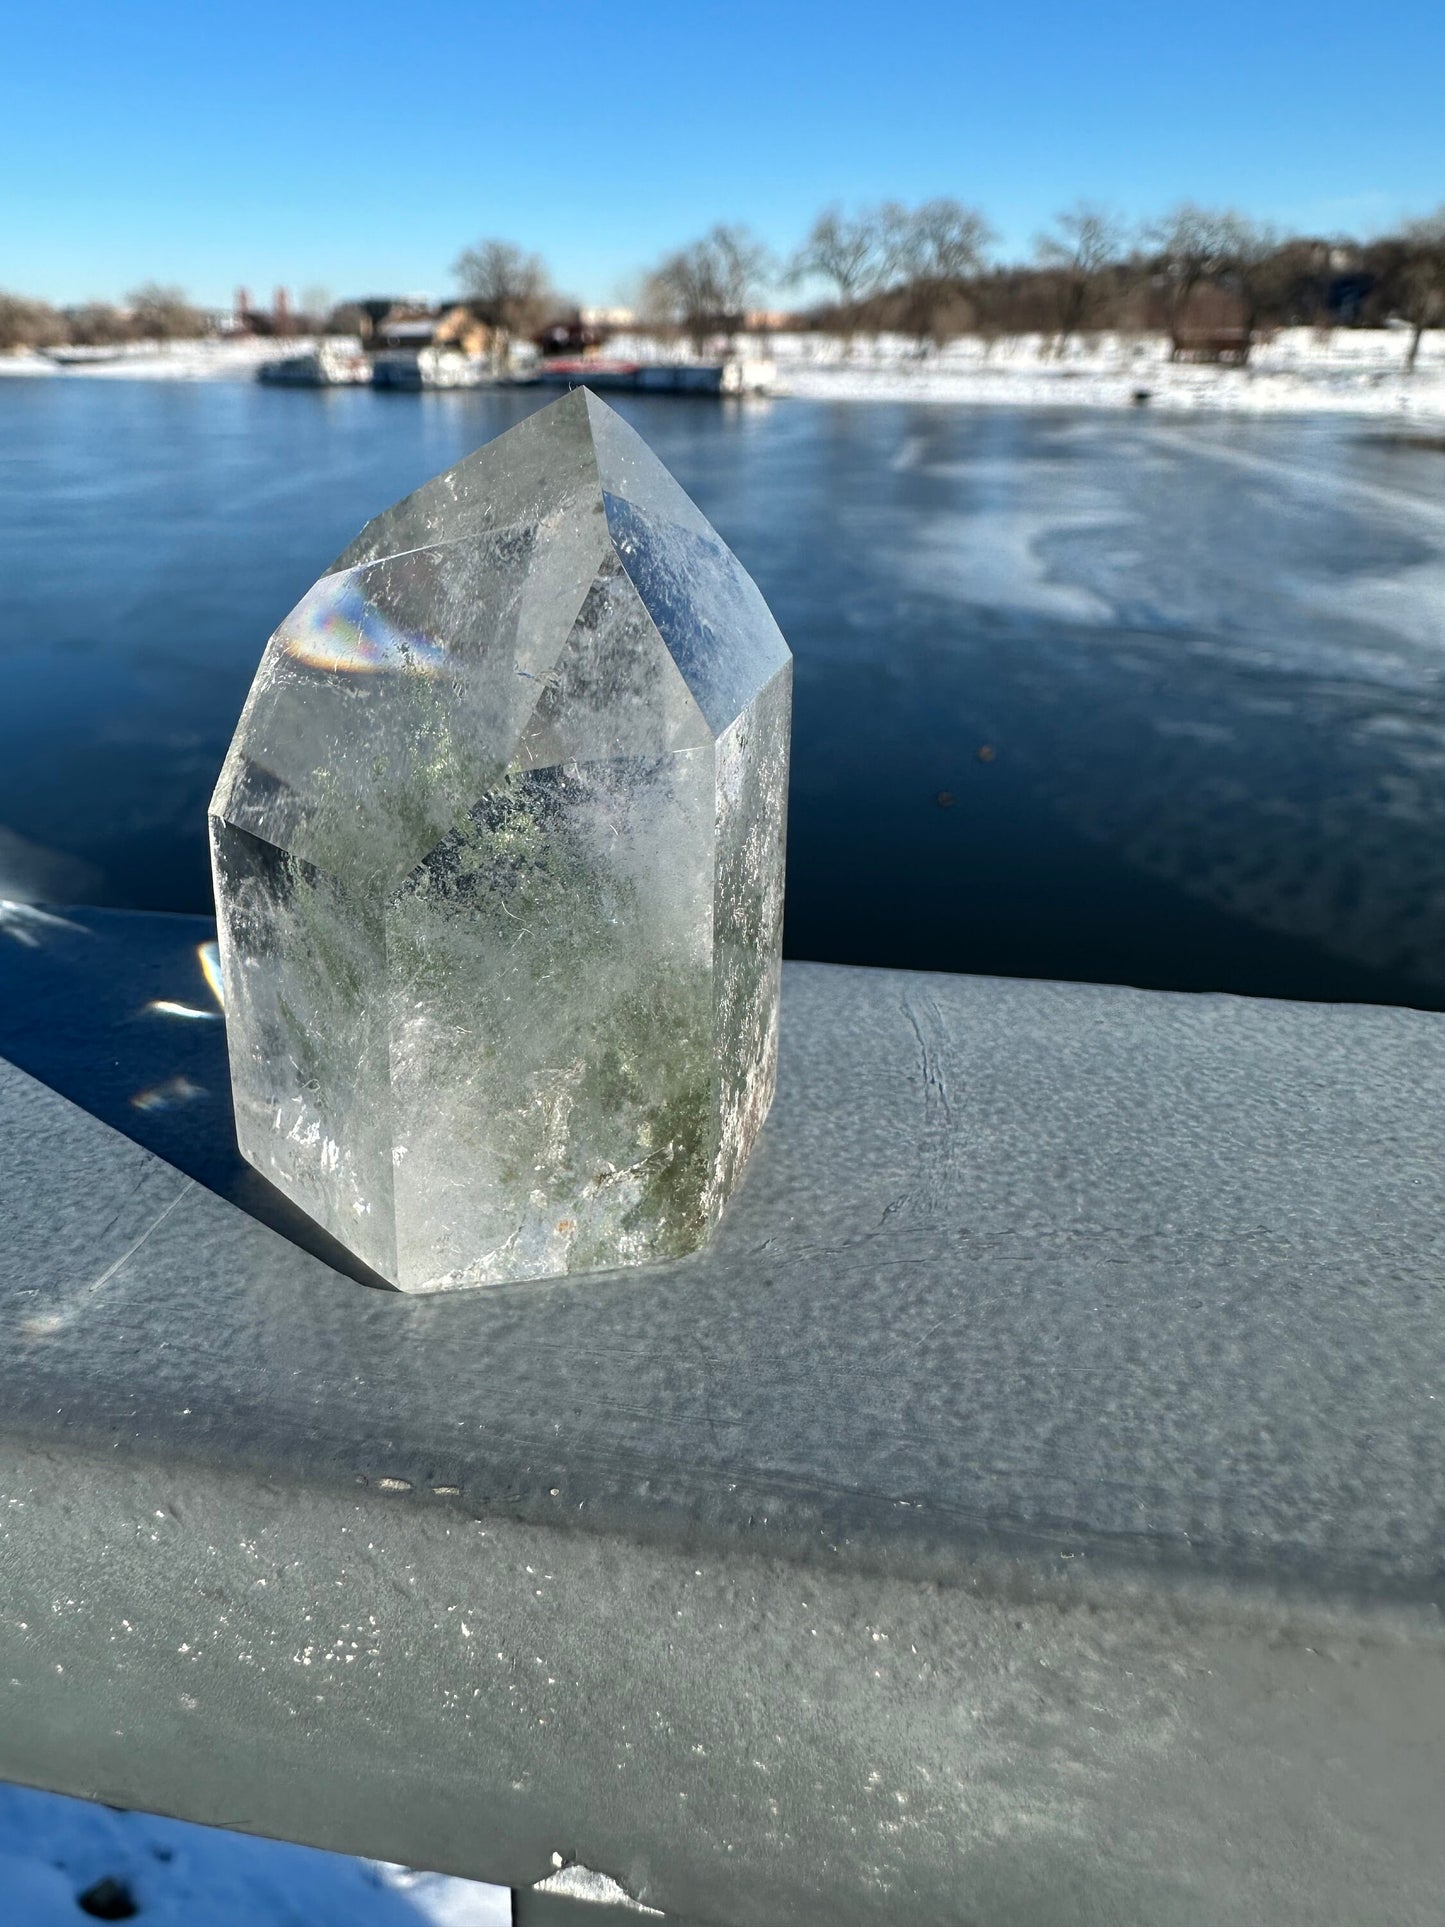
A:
[[527, 356, 776, 396]]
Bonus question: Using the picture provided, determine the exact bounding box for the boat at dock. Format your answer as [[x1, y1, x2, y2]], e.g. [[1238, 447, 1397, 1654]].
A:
[[371, 346, 490, 391], [45, 346, 131, 367], [526, 356, 776, 396], [258, 341, 370, 387]]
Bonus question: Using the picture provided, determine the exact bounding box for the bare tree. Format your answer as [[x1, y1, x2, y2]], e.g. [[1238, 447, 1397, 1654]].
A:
[[62, 302, 130, 347], [888, 198, 995, 281], [882, 199, 996, 353], [711, 224, 774, 343], [126, 283, 206, 341], [1222, 219, 1287, 363], [645, 224, 775, 354], [643, 245, 713, 353], [0, 293, 66, 351], [1034, 202, 1125, 348], [790, 205, 889, 350], [1397, 210, 1445, 373], [1145, 204, 1252, 357], [454, 240, 551, 367]]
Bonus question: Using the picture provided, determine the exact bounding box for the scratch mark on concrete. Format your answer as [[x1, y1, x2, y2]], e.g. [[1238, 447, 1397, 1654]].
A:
[[23, 1179, 195, 1338]]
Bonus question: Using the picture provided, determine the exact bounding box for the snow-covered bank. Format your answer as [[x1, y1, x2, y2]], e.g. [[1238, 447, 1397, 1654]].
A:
[[0, 1780, 509, 1925], [767, 328, 1445, 421], [5, 326, 1445, 422], [593, 327, 1445, 422], [0, 337, 319, 382]]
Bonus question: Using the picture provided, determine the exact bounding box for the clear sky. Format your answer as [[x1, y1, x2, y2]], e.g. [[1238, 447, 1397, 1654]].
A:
[[3, 0, 1442, 309]]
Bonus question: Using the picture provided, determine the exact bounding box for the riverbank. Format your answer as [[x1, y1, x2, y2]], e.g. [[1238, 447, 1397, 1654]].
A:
[[0, 337, 314, 381], [770, 328, 1445, 422], [4, 327, 1445, 423]]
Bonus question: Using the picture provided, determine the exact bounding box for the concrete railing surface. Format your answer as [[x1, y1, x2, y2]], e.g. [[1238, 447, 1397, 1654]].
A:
[[1, 908, 1442, 1925]]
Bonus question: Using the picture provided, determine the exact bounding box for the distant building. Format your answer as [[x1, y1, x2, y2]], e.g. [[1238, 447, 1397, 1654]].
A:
[[373, 304, 490, 358], [232, 288, 301, 338], [375, 315, 434, 346], [534, 314, 607, 358]]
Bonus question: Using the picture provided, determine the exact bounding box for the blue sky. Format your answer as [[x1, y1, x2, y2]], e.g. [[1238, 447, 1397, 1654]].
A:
[[2, 0, 1442, 308]]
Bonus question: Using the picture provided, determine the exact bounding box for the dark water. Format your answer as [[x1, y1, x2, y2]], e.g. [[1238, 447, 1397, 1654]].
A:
[[4, 377, 1445, 1006]]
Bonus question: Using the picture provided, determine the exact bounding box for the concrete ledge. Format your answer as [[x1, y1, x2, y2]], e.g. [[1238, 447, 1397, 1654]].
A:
[[1, 911, 1443, 1923]]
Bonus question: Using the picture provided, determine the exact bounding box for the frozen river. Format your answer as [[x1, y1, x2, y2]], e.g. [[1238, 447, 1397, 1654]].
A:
[[4, 379, 1445, 1006]]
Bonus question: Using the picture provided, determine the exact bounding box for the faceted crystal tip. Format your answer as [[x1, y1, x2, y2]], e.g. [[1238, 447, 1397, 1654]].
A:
[[210, 389, 792, 1290]]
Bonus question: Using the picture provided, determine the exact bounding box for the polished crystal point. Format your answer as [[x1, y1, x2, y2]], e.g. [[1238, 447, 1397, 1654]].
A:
[[210, 389, 791, 1290]]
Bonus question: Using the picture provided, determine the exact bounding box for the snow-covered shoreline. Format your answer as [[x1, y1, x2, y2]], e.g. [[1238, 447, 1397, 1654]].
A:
[[0, 337, 318, 383], [768, 328, 1445, 422], [4, 327, 1445, 424]]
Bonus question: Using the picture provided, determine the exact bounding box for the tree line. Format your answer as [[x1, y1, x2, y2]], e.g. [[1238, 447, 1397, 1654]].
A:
[[6, 201, 1445, 367], [447, 202, 1445, 368], [0, 283, 213, 353], [636, 200, 1445, 369], [0, 283, 339, 353]]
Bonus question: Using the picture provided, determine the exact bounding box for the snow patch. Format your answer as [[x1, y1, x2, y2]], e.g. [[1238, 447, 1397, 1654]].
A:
[[533, 1858, 663, 1914], [0, 1781, 510, 1925]]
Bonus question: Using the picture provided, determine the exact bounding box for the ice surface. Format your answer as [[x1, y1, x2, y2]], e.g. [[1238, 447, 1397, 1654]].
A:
[[210, 389, 791, 1290]]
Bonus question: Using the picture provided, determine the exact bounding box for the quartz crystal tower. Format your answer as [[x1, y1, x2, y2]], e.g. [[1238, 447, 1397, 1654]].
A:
[[210, 389, 791, 1291]]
